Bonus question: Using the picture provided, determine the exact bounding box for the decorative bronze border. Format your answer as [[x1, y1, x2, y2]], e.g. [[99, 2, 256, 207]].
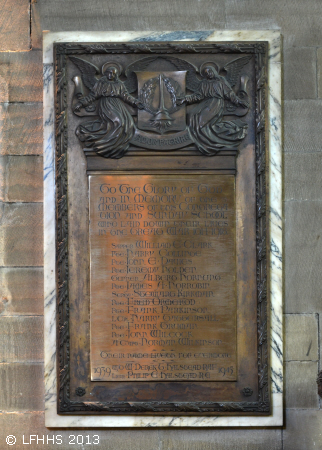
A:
[[55, 41, 269, 414]]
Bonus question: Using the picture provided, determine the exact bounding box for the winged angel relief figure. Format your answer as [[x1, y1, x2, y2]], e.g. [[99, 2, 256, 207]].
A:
[[70, 57, 149, 158], [70, 55, 251, 158], [171, 56, 251, 155]]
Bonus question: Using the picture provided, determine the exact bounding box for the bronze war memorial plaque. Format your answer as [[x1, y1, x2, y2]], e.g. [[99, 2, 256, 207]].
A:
[[90, 174, 236, 382], [54, 40, 270, 415]]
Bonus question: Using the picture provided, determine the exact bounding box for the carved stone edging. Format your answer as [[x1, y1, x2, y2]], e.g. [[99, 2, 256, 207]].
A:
[[317, 370, 322, 398], [55, 41, 270, 414], [55, 51, 71, 413], [255, 50, 269, 408], [56, 42, 267, 56]]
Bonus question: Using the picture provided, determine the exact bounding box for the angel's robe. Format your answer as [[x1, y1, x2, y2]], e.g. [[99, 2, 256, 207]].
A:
[[76, 77, 137, 158], [186, 77, 248, 155]]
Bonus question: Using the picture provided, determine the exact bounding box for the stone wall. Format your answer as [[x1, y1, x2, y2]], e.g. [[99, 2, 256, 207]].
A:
[[0, 0, 321, 448]]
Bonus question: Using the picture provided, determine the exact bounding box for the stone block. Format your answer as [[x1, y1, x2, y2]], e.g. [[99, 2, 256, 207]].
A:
[[0, 51, 42, 103], [0, 63, 10, 102], [0, 412, 161, 449], [0, 414, 283, 449], [0, 0, 30, 51], [0, 203, 43, 267], [38, 0, 225, 31], [0, 363, 44, 411], [283, 410, 322, 450], [283, 47, 317, 100], [319, 316, 322, 365], [0, 103, 43, 156], [0, 156, 43, 202], [285, 361, 319, 408], [318, 47, 322, 98], [285, 201, 322, 313], [225, 0, 322, 47], [158, 429, 282, 450], [284, 152, 322, 201], [0, 316, 43, 362], [284, 100, 322, 153], [0, 413, 47, 450], [285, 314, 318, 361], [31, 2, 42, 50], [0, 268, 43, 315]]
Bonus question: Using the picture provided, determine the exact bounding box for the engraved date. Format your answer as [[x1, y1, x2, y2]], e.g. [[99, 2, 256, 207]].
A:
[[93, 366, 111, 378], [219, 366, 234, 377]]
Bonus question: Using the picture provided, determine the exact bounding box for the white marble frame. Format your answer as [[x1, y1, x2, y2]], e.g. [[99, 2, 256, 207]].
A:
[[44, 30, 282, 427]]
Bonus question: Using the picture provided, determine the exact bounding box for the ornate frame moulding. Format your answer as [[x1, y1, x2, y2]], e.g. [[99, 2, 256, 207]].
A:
[[43, 30, 282, 427]]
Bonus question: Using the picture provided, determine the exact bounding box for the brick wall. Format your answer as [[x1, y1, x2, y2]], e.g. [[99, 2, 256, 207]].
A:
[[0, 1, 321, 448]]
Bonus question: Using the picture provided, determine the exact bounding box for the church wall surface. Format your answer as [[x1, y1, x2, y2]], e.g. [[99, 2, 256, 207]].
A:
[[0, 0, 322, 448]]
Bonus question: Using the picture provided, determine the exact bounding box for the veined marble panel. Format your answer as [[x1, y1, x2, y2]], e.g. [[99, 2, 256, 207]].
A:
[[43, 30, 282, 427]]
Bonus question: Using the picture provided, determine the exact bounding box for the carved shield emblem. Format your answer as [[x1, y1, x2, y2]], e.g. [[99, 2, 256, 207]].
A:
[[131, 70, 194, 150], [136, 71, 187, 134]]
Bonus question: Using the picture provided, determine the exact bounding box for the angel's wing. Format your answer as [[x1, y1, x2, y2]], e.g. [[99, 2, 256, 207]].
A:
[[69, 56, 100, 90], [164, 57, 201, 92], [124, 57, 159, 93], [222, 55, 252, 88]]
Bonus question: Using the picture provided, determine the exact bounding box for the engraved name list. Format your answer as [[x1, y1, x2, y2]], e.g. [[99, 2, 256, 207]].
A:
[[90, 174, 237, 382]]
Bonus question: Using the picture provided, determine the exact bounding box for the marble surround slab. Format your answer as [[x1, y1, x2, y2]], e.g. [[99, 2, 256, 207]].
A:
[[43, 30, 282, 427]]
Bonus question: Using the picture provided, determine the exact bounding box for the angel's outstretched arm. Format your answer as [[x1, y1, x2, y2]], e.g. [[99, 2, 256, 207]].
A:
[[74, 80, 103, 112], [74, 91, 97, 112], [223, 81, 249, 108], [119, 89, 141, 108], [223, 86, 239, 106], [177, 91, 204, 106], [185, 92, 204, 104], [78, 91, 98, 107]]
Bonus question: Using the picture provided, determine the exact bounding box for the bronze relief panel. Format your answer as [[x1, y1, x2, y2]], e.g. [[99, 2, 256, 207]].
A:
[[70, 52, 251, 156]]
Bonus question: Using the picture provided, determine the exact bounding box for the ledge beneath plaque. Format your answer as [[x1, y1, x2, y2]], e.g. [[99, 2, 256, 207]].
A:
[[43, 30, 282, 427]]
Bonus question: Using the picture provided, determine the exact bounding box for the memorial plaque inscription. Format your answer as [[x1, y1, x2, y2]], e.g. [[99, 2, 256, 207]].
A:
[[90, 174, 236, 382]]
